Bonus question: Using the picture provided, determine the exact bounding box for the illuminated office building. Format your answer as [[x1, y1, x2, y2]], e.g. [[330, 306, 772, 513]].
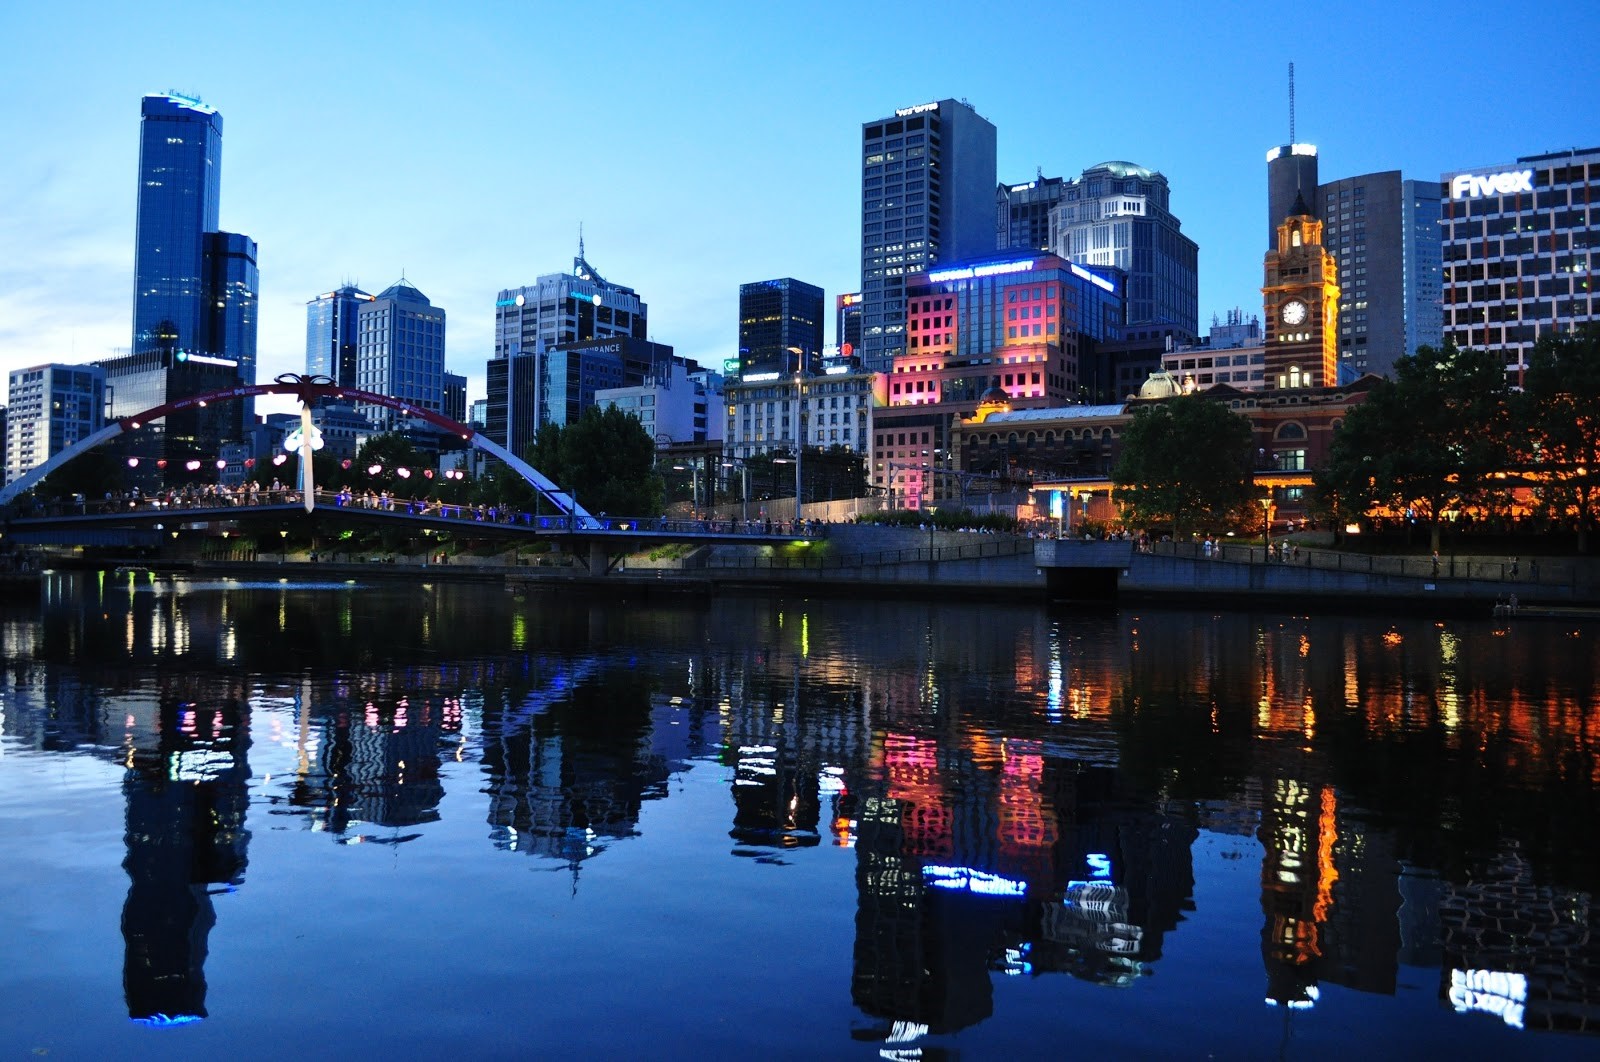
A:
[[131, 94, 258, 394], [996, 174, 1066, 253], [487, 254, 647, 450], [859, 99, 997, 372], [1317, 171, 1442, 377], [305, 285, 374, 387], [1049, 161, 1198, 343], [355, 279, 447, 430], [837, 293, 863, 358], [1441, 146, 1599, 381], [738, 278, 824, 377], [4, 364, 105, 485]]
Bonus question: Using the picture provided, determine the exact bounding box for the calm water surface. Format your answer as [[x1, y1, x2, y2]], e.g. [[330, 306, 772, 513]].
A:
[[1, 570, 1596, 1060]]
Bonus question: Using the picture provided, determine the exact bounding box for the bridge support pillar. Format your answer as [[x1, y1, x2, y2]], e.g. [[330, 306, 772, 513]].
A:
[[589, 541, 609, 576]]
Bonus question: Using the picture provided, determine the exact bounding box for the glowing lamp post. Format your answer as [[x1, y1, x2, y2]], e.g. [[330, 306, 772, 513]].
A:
[[1260, 496, 1275, 557]]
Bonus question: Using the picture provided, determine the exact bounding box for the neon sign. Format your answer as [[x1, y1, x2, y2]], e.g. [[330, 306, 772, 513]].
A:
[[895, 102, 939, 117], [175, 352, 237, 367], [1450, 169, 1534, 199], [1266, 144, 1317, 161], [1071, 263, 1117, 293], [926, 259, 1036, 283]]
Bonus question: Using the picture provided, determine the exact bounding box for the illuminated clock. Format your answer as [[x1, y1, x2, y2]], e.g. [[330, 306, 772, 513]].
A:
[[1280, 299, 1308, 326]]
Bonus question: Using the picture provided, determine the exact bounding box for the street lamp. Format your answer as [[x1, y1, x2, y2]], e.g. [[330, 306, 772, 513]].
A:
[[721, 459, 749, 522], [672, 463, 701, 514], [1260, 495, 1274, 557]]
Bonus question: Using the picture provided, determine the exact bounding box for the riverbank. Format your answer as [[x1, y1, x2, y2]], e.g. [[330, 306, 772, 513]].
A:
[[20, 524, 1600, 616]]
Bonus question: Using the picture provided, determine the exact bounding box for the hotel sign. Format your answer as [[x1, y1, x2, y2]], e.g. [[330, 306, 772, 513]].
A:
[[895, 102, 939, 117], [1450, 169, 1534, 199]]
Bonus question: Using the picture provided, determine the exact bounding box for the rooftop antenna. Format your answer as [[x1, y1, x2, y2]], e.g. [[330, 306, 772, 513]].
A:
[[1288, 61, 1296, 143], [578, 222, 585, 263]]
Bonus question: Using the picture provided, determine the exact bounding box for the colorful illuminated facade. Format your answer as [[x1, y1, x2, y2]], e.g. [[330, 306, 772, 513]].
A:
[[1263, 202, 1341, 389], [872, 253, 1123, 506]]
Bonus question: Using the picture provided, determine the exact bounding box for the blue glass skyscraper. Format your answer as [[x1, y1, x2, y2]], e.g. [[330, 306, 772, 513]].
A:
[[132, 93, 222, 356]]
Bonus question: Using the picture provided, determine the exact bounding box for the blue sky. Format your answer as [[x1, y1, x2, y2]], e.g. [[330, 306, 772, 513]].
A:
[[2, 0, 1596, 414]]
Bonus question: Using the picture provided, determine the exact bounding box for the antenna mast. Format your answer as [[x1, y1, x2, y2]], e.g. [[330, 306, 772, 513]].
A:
[[1289, 62, 1296, 142]]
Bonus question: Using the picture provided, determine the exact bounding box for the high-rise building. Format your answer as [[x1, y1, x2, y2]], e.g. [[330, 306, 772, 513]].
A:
[[1262, 198, 1340, 390], [99, 348, 246, 488], [837, 293, 863, 359], [131, 94, 257, 376], [443, 371, 467, 424], [356, 279, 447, 430], [996, 175, 1066, 252], [490, 336, 677, 459], [487, 255, 648, 451], [492, 254, 647, 363], [1049, 161, 1199, 342], [306, 285, 375, 387], [132, 93, 222, 357], [4, 364, 105, 485], [1267, 144, 1319, 249], [738, 278, 824, 377], [1316, 172, 1442, 377], [859, 99, 997, 372], [1441, 147, 1599, 381], [125, 93, 257, 475]]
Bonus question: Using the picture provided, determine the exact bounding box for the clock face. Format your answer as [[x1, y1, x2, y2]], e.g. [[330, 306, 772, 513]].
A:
[[1281, 300, 1308, 326]]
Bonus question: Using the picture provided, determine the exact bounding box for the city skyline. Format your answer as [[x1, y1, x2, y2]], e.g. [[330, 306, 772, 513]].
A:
[[2, 1, 1596, 416]]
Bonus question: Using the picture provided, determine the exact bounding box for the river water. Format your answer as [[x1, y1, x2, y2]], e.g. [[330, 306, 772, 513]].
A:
[[0, 570, 1595, 1059]]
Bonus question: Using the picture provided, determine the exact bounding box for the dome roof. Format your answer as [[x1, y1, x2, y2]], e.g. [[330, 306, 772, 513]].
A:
[[978, 386, 1011, 405], [1136, 371, 1184, 400], [1089, 160, 1157, 180]]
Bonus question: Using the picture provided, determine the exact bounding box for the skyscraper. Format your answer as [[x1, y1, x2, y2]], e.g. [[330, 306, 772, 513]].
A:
[[1049, 161, 1199, 342], [1441, 147, 1599, 381], [306, 285, 375, 387], [131, 94, 257, 379], [4, 364, 105, 485], [738, 278, 824, 377], [356, 280, 447, 429], [132, 93, 222, 358], [487, 255, 648, 450], [1316, 171, 1442, 377], [860, 99, 997, 372], [996, 175, 1067, 253]]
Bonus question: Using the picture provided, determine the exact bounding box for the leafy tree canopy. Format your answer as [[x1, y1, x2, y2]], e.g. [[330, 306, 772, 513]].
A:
[[528, 405, 664, 516], [1316, 343, 1512, 550], [1111, 395, 1255, 536]]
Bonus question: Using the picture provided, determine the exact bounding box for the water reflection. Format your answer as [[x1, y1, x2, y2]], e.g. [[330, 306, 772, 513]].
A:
[[120, 682, 251, 1026], [2, 574, 1597, 1048]]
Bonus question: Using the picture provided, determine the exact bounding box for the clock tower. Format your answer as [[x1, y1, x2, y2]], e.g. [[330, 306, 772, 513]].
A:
[[1262, 192, 1340, 389]]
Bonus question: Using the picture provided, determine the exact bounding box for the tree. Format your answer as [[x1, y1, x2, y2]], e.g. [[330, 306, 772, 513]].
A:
[[1111, 395, 1255, 537], [528, 405, 663, 516], [353, 433, 427, 496], [1519, 328, 1600, 551], [1316, 343, 1512, 552]]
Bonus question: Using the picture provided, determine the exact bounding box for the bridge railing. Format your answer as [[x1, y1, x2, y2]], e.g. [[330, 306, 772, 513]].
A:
[[704, 535, 1033, 570], [7, 488, 826, 538]]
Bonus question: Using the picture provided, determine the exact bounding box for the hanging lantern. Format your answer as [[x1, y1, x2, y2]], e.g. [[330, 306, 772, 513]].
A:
[[367, 464, 382, 476], [216, 459, 227, 470], [156, 460, 167, 469], [423, 469, 434, 479], [396, 467, 411, 479], [272, 453, 288, 466], [341, 459, 352, 470], [185, 460, 202, 471], [127, 457, 140, 468], [244, 458, 256, 468]]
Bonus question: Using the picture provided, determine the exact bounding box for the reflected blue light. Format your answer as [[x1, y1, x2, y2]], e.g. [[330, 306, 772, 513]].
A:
[[131, 1013, 204, 1027], [923, 864, 1027, 896]]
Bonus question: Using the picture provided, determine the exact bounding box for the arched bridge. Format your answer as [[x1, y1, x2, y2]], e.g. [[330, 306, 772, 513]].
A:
[[0, 376, 590, 519]]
